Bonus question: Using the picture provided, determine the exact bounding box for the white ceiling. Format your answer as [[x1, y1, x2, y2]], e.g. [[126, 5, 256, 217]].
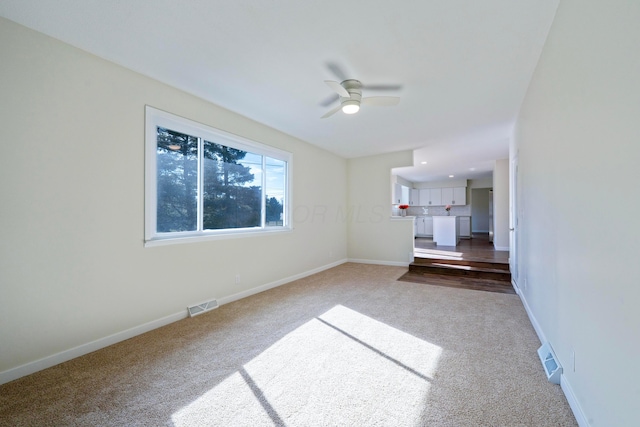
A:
[[0, 0, 559, 182]]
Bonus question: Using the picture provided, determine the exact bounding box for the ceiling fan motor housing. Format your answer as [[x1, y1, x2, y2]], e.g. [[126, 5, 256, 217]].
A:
[[341, 79, 363, 98], [321, 77, 399, 118], [341, 79, 362, 112]]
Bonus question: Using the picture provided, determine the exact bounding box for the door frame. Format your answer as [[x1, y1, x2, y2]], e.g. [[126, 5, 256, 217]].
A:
[[509, 156, 519, 287]]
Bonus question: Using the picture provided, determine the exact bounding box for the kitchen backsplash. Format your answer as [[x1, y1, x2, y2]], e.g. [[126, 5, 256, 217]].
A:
[[397, 204, 472, 217]]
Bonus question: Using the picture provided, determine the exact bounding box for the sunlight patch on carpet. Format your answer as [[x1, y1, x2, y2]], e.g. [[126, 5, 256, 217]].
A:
[[171, 305, 442, 426]]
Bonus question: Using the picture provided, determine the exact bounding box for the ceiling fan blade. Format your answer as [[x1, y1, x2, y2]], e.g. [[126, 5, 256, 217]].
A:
[[321, 104, 343, 119], [326, 61, 348, 81], [362, 96, 400, 106], [361, 84, 403, 91], [324, 80, 350, 98]]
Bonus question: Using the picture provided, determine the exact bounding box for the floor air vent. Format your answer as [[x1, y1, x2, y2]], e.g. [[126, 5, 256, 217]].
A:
[[188, 299, 219, 317]]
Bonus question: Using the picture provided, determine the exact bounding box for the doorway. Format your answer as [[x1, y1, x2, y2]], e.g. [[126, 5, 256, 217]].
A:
[[471, 188, 491, 234]]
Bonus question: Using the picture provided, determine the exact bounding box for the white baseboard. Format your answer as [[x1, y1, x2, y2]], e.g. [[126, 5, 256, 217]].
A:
[[493, 245, 509, 251], [516, 286, 546, 345], [517, 287, 588, 426], [217, 259, 348, 305], [561, 375, 590, 427], [0, 259, 348, 386], [347, 258, 410, 267], [511, 279, 521, 296], [0, 311, 187, 385]]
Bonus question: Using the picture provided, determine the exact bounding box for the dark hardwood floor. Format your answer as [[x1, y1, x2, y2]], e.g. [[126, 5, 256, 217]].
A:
[[414, 233, 509, 262], [399, 234, 515, 294]]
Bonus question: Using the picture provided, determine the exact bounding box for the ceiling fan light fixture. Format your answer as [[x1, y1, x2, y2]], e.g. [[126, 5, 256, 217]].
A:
[[341, 100, 360, 114]]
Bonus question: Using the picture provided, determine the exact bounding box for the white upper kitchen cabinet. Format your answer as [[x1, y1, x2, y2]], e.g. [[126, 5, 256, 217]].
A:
[[441, 187, 467, 206], [393, 183, 409, 204], [401, 186, 410, 204], [454, 187, 466, 205], [441, 187, 453, 205], [419, 188, 442, 206], [410, 189, 420, 206], [393, 183, 401, 204]]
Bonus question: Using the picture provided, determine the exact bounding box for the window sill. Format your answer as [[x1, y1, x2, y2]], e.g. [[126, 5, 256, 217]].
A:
[[145, 226, 293, 248]]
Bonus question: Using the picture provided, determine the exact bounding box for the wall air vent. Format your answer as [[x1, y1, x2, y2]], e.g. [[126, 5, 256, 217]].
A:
[[537, 342, 562, 384], [187, 299, 219, 317]]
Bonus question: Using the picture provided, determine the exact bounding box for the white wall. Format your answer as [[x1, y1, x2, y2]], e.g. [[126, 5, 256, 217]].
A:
[[0, 18, 347, 380], [413, 179, 468, 189], [469, 177, 493, 189], [492, 159, 510, 250], [394, 175, 413, 188], [514, 1, 640, 425], [347, 152, 414, 265]]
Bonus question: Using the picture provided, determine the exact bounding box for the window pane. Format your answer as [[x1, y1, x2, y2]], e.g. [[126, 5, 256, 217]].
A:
[[202, 142, 262, 229], [156, 127, 198, 232], [265, 157, 285, 227]]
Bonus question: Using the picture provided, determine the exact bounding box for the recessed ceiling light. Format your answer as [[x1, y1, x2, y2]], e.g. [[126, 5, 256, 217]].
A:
[[469, 167, 476, 171], [449, 175, 454, 178], [421, 161, 427, 164]]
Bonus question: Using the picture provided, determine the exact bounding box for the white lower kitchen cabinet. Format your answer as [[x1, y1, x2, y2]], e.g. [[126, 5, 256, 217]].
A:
[[415, 217, 424, 236], [424, 216, 433, 236], [459, 216, 471, 238], [415, 216, 434, 237], [433, 216, 460, 246]]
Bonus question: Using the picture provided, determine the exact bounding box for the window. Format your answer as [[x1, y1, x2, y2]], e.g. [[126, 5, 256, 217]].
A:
[[145, 106, 291, 246]]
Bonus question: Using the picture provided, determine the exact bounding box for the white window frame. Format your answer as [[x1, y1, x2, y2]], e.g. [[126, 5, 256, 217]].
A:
[[145, 106, 292, 247]]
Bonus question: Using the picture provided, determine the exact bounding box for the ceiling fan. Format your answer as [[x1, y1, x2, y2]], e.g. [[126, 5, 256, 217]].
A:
[[320, 62, 401, 118]]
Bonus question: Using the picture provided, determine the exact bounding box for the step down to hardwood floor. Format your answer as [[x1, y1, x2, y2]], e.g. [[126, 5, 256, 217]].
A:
[[413, 253, 511, 270], [398, 271, 516, 294], [399, 253, 513, 293], [410, 257, 511, 281], [409, 262, 511, 282]]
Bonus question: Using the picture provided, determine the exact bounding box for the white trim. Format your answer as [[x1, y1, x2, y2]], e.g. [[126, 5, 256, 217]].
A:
[[561, 375, 590, 427], [0, 259, 348, 385], [516, 281, 588, 426], [493, 245, 510, 251], [144, 227, 293, 248], [144, 105, 292, 246], [516, 286, 546, 345], [218, 259, 348, 305], [0, 311, 186, 385], [511, 278, 521, 295], [347, 258, 411, 267]]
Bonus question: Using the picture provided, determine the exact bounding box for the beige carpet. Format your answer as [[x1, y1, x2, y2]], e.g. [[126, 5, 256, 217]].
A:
[[0, 263, 577, 426]]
